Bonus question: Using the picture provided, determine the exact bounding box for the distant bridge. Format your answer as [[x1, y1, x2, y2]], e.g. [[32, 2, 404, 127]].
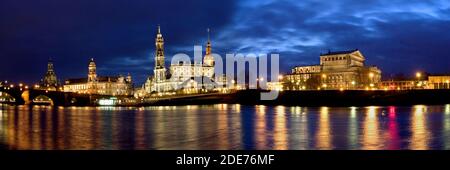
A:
[[0, 87, 100, 106]]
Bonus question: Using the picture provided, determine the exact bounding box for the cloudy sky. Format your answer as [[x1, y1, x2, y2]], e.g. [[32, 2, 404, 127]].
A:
[[1, 0, 450, 84]]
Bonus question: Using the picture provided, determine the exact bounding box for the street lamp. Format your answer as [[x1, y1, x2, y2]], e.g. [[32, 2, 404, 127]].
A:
[[416, 72, 422, 89], [321, 74, 327, 90], [416, 72, 422, 79]]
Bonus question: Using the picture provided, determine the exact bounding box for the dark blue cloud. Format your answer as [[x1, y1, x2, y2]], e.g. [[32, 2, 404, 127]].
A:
[[1, 0, 450, 85]]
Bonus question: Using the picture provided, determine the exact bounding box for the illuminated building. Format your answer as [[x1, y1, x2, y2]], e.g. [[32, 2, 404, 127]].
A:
[[39, 58, 59, 91], [428, 75, 450, 89], [63, 58, 133, 95], [285, 49, 381, 90], [142, 26, 220, 95], [379, 80, 418, 90]]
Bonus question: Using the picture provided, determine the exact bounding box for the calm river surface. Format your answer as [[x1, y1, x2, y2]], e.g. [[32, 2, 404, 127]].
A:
[[1, 104, 450, 150]]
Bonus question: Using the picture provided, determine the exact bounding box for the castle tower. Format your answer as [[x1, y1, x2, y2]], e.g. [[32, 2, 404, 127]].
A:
[[88, 58, 97, 82], [154, 25, 166, 83], [203, 28, 214, 67], [42, 58, 58, 87]]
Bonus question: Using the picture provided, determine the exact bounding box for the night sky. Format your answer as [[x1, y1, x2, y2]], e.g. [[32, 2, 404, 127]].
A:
[[1, 0, 450, 85]]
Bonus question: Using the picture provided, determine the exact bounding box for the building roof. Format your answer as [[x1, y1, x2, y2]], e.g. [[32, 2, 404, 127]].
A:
[[65, 76, 125, 85], [320, 49, 359, 56], [65, 78, 87, 84]]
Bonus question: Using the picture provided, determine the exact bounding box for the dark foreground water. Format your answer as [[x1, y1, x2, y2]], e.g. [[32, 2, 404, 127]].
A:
[[1, 104, 450, 150]]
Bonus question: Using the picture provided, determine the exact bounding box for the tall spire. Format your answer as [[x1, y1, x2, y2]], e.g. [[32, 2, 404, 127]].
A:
[[206, 28, 212, 55], [154, 25, 166, 83], [157, 24, 161, 34], [204, 28, 214, 66], [207, 28, 210, 42]]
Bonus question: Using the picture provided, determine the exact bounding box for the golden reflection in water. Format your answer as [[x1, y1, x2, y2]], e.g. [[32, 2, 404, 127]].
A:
[[0, 108, 5, 146], [274, 106, 287, 150], [362, 106, 381, 150], [57, 108, 66, 149], [410, 105, 429, 150], [299, 107, 309, 149], [316, 107, 331, 150], [444, 104, 450, 149], [31, 107, 41, 149], [290, 107, 308, 149], [16, 107, 28, 149], [445, 104, 450, 115], [230, 105, 241, 148], [45, 108, 53, 149], [93, 108, 103, 149], [255, 105, 266, 149], [217, 106, 230, 149], [348, 107, 358, 148], [153, 108, 165, 149], [185, 106, 199, 149], [135, 109, 146, 149], [71, 107, 92, 149], [234, 104, 241, 112]]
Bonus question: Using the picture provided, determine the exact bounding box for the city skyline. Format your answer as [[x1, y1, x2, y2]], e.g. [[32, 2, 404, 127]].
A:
[[2, 0, 450, 85]]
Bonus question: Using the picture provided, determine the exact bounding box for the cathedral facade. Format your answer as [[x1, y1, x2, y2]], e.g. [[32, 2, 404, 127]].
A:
[[142, 26, 218, 95]]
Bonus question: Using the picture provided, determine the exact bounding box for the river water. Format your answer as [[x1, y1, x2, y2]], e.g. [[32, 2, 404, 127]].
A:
[[1, 104, 450, 150]]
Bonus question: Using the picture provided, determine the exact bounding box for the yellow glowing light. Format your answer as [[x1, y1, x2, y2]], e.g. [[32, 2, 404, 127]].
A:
[[25, 86, 29, 89], [9, 84, 14, 88], [369, 73, 374, 78], [351, 81, 356, 85], [416, 72, 422, 78], [19, 83, 23, 87], [446, 80, 450, 84], [339, 88, 344, 91], [370, 83, 374, 87], [322, 74, 327, 78], [322, 84, 327, 88], [445, 104, 450, 114]]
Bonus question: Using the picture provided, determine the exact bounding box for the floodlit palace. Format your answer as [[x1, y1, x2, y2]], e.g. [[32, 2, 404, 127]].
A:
[[284, 49, 382, 90], [140, 26, 227, 96]]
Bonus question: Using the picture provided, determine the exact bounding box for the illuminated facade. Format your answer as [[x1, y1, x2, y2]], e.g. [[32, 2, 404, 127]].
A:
[[143, 27, 218, 94], [39, 58, 59, 90], [285, 49, 381, 90], [63, 58, 133, 95], [428, 75, 450, 89], [379, 80, 418, 90]]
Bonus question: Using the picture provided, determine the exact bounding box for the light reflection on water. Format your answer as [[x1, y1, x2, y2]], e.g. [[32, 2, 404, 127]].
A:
[[1, 104, 450, 150]]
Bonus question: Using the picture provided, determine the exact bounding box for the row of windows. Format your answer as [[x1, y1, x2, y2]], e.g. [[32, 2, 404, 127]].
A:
[[323, 56, 347, 61], [294, 67, 320, 73]]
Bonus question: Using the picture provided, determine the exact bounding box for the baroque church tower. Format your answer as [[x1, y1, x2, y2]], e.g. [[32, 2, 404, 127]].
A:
[[154, 25, 166, 83], [203, 28, 214, 67]]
